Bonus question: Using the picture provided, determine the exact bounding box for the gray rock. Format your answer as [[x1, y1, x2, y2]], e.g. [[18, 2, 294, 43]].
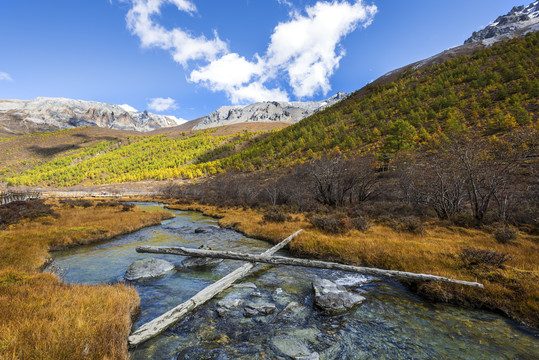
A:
[[243, 302, 276, 317], [271, 328, 319, 359], [181, 256, 223, 269], [271, 336, 311, 358], [312, 277, 365, 313], [194, 225, 219, 233], [233, 282, 257, 289], [272, 287, 294, 306], [250, 291, 263, 298], [216, 298, 243, 317], [125, 258, 175, 281], [272, 301, 310, 325]]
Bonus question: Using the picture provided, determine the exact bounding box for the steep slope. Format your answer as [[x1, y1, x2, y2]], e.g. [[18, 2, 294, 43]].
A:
[[0, 97, 185, 135], [193, 92, 348, 130]]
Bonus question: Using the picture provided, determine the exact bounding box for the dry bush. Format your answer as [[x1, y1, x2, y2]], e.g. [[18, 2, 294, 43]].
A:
[[350, 216, 372, 232], [262, 208, 292, 223], [460, 248, 511, 268], [494, 226, 518, 243], [400, 216, 425, 235], [59, 198, 93, 208], [160, 182, 183, 198], [96, 200, 122, 208], [0, 200, 57, 229], [368, 214, 424, 234], [121, 203, 135, 212], [309, 214, 351, 234]]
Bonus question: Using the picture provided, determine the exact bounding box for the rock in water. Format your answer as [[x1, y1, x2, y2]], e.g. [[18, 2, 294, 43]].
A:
[[125, 258, 175, 281], [181, 256, 223, 269], [194, 226, 219, 233], [243, 302, 277, 317], [312, 278, 365, 313]]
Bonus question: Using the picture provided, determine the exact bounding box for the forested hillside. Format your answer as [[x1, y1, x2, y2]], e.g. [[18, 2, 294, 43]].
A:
[[2, 32, 537, 187]]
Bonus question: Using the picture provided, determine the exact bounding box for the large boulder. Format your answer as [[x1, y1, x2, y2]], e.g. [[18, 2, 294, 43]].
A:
[[125, 258, 175, 281], [312, 278, 365, 313]]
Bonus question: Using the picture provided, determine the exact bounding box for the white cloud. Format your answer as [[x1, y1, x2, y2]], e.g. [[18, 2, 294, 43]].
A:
[[0, 72, 13, 82], [189, 53, 287, 103], [267, 1, 377, 97], [277, 0, 293, 8], [127, 0, 376, 103], [147, 97, 178, 112], [126, 0, 227, 66]]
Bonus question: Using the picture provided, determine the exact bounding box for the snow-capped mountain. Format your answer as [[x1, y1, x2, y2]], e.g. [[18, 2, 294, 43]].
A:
[[193, 92, 348, 130], [465, 1, 539, 45], [0, 97, 186, 135]]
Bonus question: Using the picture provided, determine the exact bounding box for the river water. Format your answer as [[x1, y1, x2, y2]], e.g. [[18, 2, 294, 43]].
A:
[[47, 203, 538, 359]]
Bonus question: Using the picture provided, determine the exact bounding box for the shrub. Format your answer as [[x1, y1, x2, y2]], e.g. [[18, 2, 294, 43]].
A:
[[494, 226, 517, 243], [0, 200, 56, 229], [460, 247, 511, 268], [59, 199, 93, 208], [96, 200, 122, 208], [310, 215, 351, 234], [350, 216, 372, 232], [262, 208, 292, 223], [121, 203, 135, 212], [400, 216, 425, 235]]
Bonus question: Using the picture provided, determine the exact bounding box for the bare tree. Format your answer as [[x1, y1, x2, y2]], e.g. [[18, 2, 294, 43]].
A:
[[397, 153, 465, 220], [350, 155, 379, 204], [308, 153, 356, 208]]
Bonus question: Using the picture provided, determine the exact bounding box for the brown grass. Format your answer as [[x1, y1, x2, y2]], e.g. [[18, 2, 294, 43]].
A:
[[0, 199, 173, 359], [169, 202, 539, 329]]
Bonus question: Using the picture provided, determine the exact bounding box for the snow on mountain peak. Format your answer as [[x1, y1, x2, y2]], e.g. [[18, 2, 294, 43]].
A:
[[119, 104, 138, 113], [465, 1, 539, 45], [194, 92, 348, 130], [0, 97, 183, 134]]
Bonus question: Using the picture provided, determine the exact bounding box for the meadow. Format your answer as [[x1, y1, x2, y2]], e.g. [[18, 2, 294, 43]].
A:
[[0, 199, 172, 359]]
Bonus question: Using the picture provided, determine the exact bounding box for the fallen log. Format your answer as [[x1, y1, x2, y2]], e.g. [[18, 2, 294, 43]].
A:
[[128, 229, 302, 347], [136, 246, 484, 289]]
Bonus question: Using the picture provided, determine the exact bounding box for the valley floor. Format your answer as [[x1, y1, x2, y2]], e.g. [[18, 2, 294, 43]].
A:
[[1, 196, 537, 359], [168, 202, 539, 331]]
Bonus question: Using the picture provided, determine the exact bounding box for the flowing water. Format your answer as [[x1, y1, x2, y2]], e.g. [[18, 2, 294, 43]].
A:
[[47, 203, 538, 360]]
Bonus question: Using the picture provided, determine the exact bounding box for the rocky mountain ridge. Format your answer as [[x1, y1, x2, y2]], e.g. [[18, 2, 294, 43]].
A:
[[465, 1, 539, 45], [0, 97, 185, 135], [193, 92, 348, 130]]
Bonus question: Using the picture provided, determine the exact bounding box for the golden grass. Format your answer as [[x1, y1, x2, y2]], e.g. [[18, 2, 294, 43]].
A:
[[0, 200, 173, 360], [169, 203, 539, 329]]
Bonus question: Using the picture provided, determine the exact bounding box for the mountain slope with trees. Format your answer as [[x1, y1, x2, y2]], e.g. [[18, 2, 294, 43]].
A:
[[2, 33, 537, 188]]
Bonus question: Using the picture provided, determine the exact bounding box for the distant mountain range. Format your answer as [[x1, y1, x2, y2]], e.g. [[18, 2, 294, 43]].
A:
[[0, 92, 349, 136], [193, 92, 348, 130], [0, 97, 185, 135]]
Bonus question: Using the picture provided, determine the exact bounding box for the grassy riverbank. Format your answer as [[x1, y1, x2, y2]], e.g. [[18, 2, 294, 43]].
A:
[[168, 202, 539, 330], [0, 199, 172, 360]]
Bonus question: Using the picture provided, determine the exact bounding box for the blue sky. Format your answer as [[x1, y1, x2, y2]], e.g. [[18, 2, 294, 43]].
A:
[[0, 0, 528, 120]]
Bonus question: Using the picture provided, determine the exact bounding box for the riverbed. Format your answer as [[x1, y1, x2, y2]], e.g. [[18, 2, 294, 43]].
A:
[[46, 203, 538, 359]]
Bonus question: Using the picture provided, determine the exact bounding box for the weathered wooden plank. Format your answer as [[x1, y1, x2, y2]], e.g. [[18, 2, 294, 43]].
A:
[[128, 229, 303, 347], [137, 246, 484, 288]]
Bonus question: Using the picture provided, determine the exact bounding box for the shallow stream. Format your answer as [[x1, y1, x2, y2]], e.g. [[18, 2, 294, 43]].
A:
[[47, 203, 538, 359]]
